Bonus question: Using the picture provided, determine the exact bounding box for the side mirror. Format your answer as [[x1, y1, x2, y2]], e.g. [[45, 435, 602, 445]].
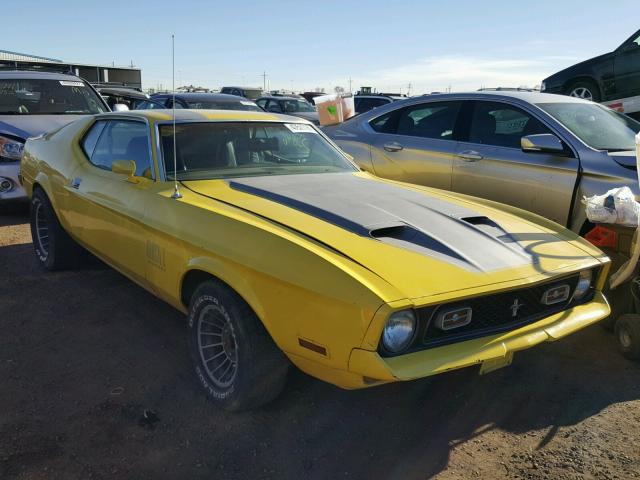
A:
[[112, 160, 137, 181], [521, 134, 564, 154], [112, 103, 129, 112]]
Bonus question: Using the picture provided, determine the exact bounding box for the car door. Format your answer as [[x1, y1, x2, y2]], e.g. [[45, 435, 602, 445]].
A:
[[614, 32, 640, 98], [451, 100, 578, 226], [368, 101, 462, 190], [67, 118, 155, 284]]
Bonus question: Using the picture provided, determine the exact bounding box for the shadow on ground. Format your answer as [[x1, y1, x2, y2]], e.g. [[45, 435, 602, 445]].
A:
[[1, 216, 639, 480]]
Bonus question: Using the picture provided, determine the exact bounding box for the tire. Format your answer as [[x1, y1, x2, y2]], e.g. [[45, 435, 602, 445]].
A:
[[187, 279, 289, 411], [566, 80, 601, 102], [30, 188, 83, 270], [614, 314, 640, 361]]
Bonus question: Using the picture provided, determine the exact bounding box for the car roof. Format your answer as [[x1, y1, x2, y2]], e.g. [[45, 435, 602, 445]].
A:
[[94, 109, 309, 124], [152, 92, 254, 102], [258, 96, 305, 101], [415, 90, 589, 105], [0, 70, 86, 81]]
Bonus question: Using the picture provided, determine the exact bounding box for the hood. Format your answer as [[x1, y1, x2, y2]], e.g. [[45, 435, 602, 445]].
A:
[[608, 150, 637, 170], [0, 115, 81, 140], [290, 111, 319, 124], [184, 173, 600, 299]]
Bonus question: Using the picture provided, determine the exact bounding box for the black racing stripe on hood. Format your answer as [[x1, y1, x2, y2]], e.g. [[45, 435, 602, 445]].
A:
[[229, 181, 371, 236]]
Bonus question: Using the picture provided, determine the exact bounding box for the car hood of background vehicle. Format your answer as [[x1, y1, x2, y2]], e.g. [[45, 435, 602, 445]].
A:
[[0, 115, 79, 140], [184, 173, 599, 299], [544, 52, 611, 83]]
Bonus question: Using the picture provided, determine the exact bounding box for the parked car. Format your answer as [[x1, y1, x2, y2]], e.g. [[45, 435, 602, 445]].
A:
[[324, 91, 640, 237], [97, 87, 150, 111], [542, 29, 640, 115], [220, 86, 263, 100], [21, 109, 610, 410], [256, 95, 319, 124], [0, 70, 109, 203], [354, 94, 404, 114], [149, 92, 261, 111]]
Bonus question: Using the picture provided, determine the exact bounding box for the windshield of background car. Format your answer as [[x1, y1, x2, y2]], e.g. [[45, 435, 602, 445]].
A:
[[537, 102, 640, 151], [161, 122, 357, 180], [0, 79, 107, 115], [280, 100, 315, 113], [185, 100, 262, 111]]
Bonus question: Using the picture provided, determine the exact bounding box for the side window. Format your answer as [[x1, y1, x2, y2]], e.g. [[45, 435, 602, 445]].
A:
[[396, 101, 462, 140], [468, 101, 551, 148], [256, 99, 267, 109], [90, 121, 153, 178], [266, 101, 283, 113], [82, 121, 107, 159], [165, 98, 184, 109], [369, 110, 396, 133]]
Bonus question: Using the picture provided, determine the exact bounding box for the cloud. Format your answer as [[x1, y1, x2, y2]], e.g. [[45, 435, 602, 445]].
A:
[[331, 54, 580, 94]]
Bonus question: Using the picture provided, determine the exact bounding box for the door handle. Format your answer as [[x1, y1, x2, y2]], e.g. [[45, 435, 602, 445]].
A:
[[457, 150, 483, 161], [71, 177, 82, 189], [383, 142, 404, 152]]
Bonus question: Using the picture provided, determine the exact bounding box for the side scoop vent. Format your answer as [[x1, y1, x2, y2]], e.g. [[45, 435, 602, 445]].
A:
[[370, 224, 467, 263], [460, 216, 515, 243]]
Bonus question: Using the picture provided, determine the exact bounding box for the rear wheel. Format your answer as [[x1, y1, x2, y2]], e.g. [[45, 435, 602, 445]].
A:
[[30, 188, 82, 270], [566, 80, 601, 102], [187, 279, 289, 411], [615, 314, 640, 361]]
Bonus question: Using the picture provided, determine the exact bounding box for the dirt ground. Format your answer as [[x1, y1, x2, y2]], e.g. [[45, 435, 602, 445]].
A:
[[1, 206, 640, 480]]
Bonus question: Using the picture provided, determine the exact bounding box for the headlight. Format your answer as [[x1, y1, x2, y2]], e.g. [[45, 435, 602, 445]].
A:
[[540, 81, 546, 92], [0, 136, 25, 161], [381, 309, 416, 354], [573, 270, 593, 301]]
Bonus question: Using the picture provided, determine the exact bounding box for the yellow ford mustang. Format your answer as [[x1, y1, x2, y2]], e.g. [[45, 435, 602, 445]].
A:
[[20, 109, 610, 411]]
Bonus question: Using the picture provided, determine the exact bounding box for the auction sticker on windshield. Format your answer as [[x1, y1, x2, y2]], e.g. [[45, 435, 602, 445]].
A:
[[59, 81, 85, 87], [285, 123, 316, 133]]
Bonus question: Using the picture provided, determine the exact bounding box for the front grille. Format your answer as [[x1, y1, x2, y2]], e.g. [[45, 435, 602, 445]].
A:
[[419, 274, 585, 349]]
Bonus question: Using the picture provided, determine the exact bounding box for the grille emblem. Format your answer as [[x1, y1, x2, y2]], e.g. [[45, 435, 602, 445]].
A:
[[510, 298, 524, 317], [541, 284, 571, 305]]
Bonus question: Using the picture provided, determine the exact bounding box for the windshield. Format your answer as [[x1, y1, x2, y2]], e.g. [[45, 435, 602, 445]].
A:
[[0, 79, 107, 115], [280, 99, 315, 113], [161, 122, 357, 180], [537, 102, 640, 151], [186, 100, 261, 111]]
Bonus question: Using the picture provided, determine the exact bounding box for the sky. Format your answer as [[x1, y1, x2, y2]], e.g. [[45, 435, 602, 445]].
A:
[[3, 0, 639, 94]]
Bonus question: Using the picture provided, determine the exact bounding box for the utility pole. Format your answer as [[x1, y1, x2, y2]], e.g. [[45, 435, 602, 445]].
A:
[[407, 82, 412, 96], [261, 71, 268, 90], [348, 77, 352, 93]]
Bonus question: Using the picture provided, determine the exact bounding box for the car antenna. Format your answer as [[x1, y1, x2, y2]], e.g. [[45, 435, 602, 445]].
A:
[[170, 33, 182, 200]]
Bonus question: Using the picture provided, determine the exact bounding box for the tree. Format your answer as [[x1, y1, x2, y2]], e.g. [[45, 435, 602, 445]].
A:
[[334, 86, 345, 94]]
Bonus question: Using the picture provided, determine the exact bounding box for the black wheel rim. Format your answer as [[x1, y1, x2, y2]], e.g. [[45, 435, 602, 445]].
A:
[[197, 304, 238, 388], [619, 326, 632, 349], [34, 199, 50, 259]]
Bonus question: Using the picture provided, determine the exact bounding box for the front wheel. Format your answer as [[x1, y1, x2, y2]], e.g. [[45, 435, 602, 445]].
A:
[[566, 80, 601, 102], [30, 188, 82, 270], [187, 280, 289, 411], [615, 314, 640, 361]]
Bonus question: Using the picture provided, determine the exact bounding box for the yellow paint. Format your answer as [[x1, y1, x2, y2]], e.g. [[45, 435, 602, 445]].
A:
[[20, 111, 612, 390]]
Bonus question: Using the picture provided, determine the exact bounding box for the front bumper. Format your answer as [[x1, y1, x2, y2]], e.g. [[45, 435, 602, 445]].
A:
[[0, 162, 27, 203], [347, 291, 609, 386]]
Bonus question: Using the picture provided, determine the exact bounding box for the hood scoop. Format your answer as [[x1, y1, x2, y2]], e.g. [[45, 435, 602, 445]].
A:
[[226, 173, 536, 272]]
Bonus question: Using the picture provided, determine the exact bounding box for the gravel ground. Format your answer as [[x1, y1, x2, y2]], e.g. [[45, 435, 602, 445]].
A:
[[1, 206, 640, 480]]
